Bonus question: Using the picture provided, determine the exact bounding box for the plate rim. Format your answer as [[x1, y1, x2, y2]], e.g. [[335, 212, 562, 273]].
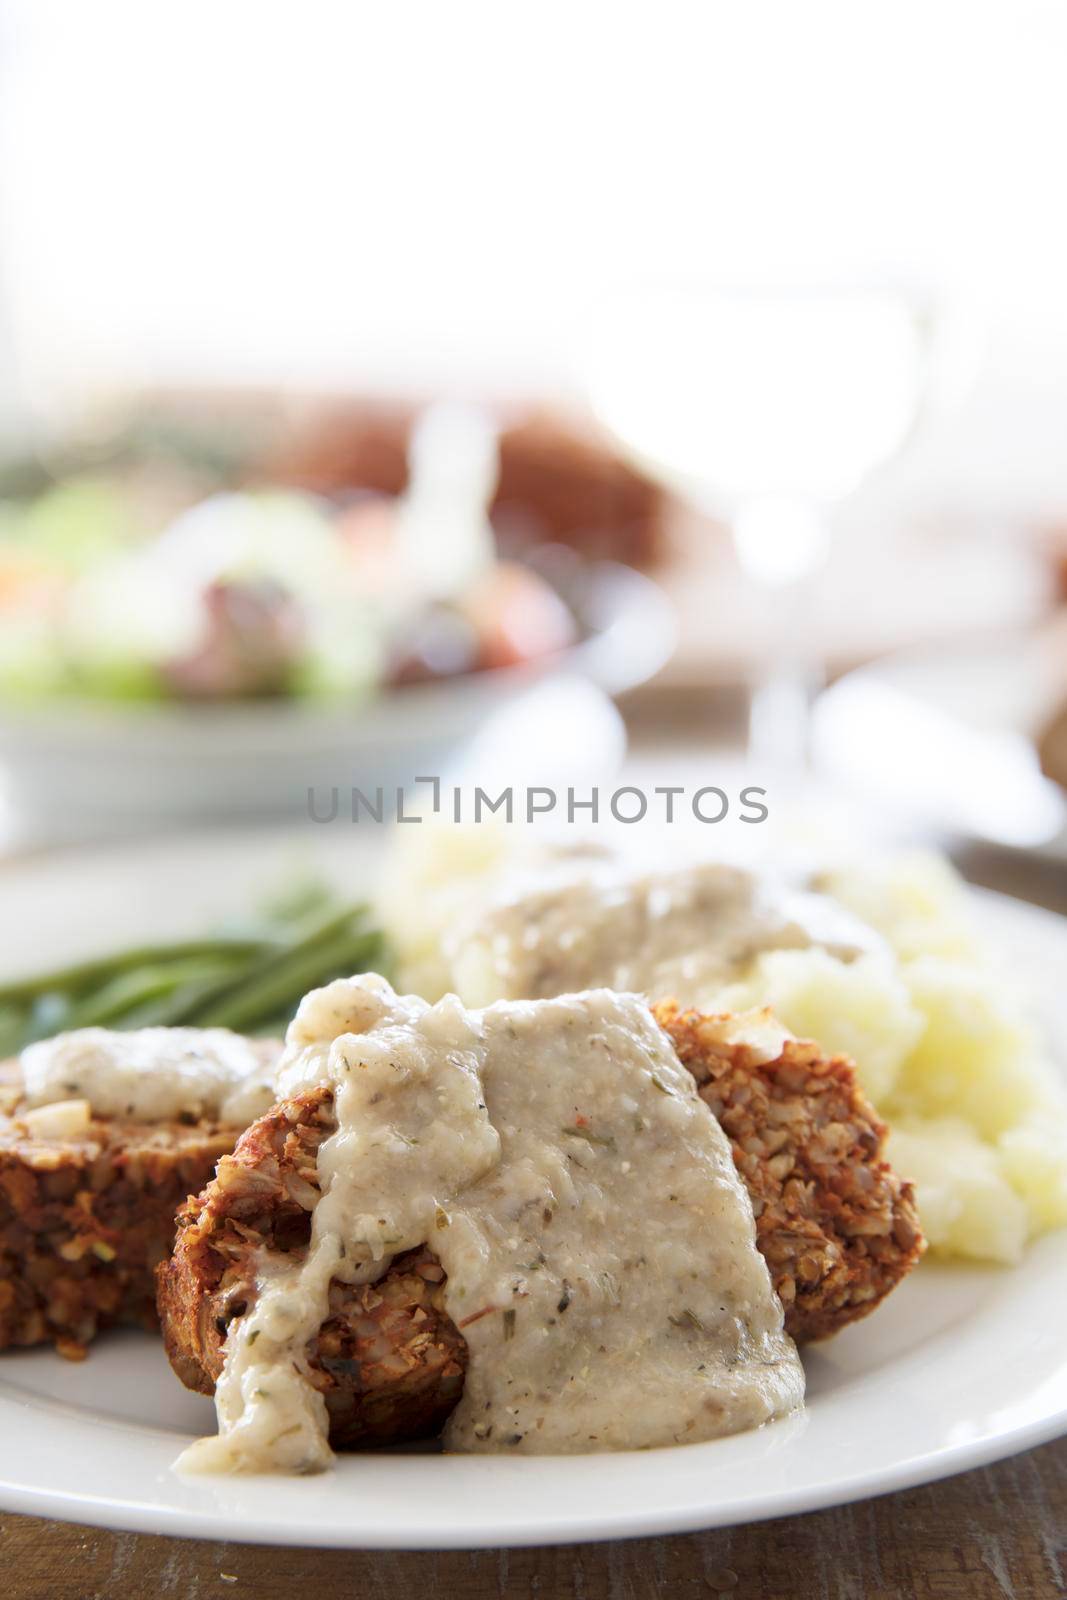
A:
[[0, 1391, 1064, 1550]]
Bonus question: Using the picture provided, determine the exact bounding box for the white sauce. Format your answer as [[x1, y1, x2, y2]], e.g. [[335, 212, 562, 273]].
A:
[[20, 1027, 280, 1125], [447, 859, 878, 1008], [179, 974, 803, 1473]]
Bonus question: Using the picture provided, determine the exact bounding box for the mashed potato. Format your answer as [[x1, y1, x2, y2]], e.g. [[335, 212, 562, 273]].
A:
[[884, 1118, 1031, 1264], [381, 831, 1067, 1264], [779, 853, 1067, 1261]]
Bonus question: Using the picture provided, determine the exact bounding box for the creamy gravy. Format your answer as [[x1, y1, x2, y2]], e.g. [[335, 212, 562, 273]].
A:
[[178, 974, 803, 1473], [20, 1027, 280, 1125], [447, 860, 877, 1008]]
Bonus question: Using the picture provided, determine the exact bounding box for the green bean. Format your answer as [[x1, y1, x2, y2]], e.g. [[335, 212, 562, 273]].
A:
[[200, 929, 385, 1032], [164, 904, 374, 1028], [115, 975, 255, 1030], [58, 954, 251, 1032], [0, 888, 390, 1052], [0, 937, 274, 1007], [87, 909, 382, 1033]]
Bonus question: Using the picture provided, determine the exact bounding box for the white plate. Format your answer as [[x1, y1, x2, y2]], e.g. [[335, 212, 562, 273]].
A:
[[0, 832, 1065, 1548]]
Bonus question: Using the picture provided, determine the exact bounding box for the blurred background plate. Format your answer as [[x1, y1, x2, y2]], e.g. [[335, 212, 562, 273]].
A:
[[812, 631, 1067, 854]]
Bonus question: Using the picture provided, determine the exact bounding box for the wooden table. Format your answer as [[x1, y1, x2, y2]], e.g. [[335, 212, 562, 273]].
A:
[[3, 1435, 1064, 1599]]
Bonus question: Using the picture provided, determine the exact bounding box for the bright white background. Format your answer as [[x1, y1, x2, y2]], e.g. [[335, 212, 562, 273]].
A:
[[2, 0, 1067, 515]]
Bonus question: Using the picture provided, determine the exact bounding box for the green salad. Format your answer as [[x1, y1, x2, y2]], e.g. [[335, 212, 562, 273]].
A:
[[0, 451, 577, 706]]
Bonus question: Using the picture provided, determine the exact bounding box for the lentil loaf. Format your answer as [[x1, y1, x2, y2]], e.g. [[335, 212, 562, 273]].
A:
[[0, 1058, 239, 1357], [654, 1002, 924, 1341], [158, 1005, 923, 1446]]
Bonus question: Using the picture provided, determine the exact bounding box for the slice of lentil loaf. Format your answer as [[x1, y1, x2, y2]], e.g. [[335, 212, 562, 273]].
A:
[[158, 1005, 923, 1447], [157, 1087, 467, 1449], [0, 1058, 240, 1357], [652, 1002, 924, 1341]]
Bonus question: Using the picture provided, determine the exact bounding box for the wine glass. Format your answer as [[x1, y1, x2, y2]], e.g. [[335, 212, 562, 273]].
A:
[[584, 283, 942, 775]]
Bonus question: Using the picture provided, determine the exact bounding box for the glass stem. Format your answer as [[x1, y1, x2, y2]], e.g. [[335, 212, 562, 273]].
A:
[[747, 646, 823, 774], [731, 497, 832, 776]]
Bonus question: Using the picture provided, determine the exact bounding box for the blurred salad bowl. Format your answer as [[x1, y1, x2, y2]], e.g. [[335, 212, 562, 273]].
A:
[[0, 409, 673, 833], [0, 547, 672, 833]]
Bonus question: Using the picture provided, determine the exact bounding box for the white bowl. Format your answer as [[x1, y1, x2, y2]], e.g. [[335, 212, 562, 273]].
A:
[[0, 564, 673, 836]]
